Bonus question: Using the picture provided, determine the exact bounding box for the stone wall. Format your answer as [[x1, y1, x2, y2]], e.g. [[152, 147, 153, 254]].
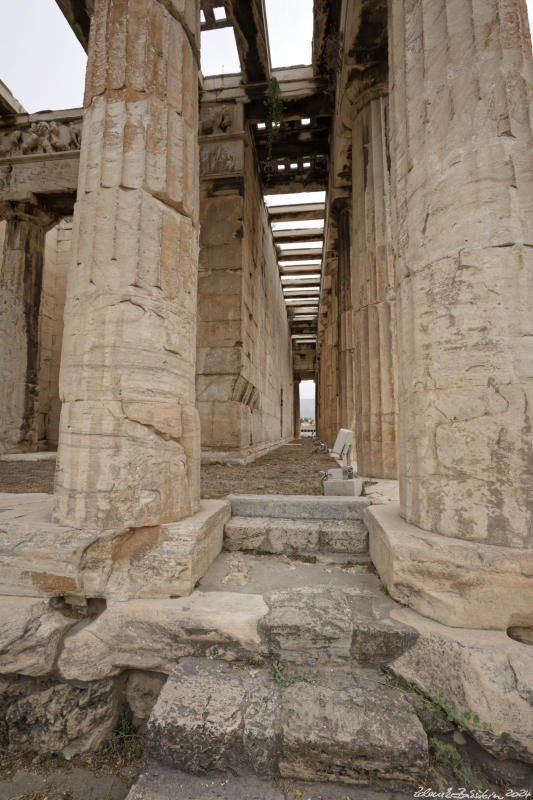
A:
[[197, 109, 293, 463]]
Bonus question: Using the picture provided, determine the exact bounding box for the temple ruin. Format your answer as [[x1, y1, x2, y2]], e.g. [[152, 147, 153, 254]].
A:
[[0, 0, 532, 796]]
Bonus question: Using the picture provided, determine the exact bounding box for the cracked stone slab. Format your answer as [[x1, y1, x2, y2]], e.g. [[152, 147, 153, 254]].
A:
[[0, 596, 76, 676], [145, 659, 428, 789], [259, 585, 419, 667], [224, 516, 368, 554], [388, 607, 533, 764], [57, 592, 268, 681], [0, 494, 229, 600]]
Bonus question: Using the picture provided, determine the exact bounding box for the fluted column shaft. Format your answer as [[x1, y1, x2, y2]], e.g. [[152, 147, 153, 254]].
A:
[[352, 94, 398, 479], [389, 0, 533, 546], [293, 379, 301, 438], [53, 0, 201, 530], [0, 205, 54, 453]]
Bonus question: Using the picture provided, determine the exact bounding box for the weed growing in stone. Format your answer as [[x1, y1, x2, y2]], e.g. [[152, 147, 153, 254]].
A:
[[268, 661, 316, 694], [407, 683, 494, 790]]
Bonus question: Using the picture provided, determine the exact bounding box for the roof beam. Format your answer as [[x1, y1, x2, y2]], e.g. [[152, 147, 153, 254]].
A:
[[278, 247, 324, 261], [269, 202, 325, 221], [274, 228, 324, 243], [225, 0, 271, 84], [55, 0, 92, 51]]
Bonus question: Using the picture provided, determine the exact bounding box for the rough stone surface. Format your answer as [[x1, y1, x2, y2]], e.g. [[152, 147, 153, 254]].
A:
[[224, 516, 368, 554], [226, 494, 371, 520], [259, 585, 418, 667], [126, 671, 167, 729], [0, 494, 229, 600], [0, 596, 75, 676], [388, 607, 533, 764], [1, 675, 119, 758], [367, 502, 533, 630], [146, 659, 428, 788], [279, 677, 428, 786], [57, 592, 268, 681], [260, 586, 354, 665]]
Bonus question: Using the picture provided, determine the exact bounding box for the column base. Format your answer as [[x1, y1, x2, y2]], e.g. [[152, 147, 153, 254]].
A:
[[0, 494, 229, 601], [365, 503, 533, 630]]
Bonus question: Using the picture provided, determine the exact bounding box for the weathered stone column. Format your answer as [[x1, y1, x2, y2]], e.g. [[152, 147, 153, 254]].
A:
[[54, 0, 201, 530], [337, 206, 357, 448], [293, 379, 300, 438], [352, 93, 397, 480], [0, 204, 55, 453], [389, 0, 533, 546], [365, 0, 533, 629]]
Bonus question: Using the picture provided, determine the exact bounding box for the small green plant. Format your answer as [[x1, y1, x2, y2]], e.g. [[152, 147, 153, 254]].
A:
[[407, 684, 494, 790], [380, 583, 389, 596], [103, 708, 144, 761], [268, 661, 316, 694], [287, 552, 317, 564], [431, 738, 483, 790], [409, 685, 494, 735], [263, 77, 286, 183]]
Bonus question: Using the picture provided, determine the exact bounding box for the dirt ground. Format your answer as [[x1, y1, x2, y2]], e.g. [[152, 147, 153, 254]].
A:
[[0, 439, 335, 496]]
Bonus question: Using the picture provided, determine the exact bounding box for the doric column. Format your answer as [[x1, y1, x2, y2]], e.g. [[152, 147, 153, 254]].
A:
[[293, 379, 301, 438], [352, 93, 398, 480], [53, 0, 201, 530], [389, 0, 533, 546], [337, 206, 357, 448], [0, 204, 55, 453]]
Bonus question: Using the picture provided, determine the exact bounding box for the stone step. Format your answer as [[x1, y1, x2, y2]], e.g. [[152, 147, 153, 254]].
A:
[[226, 494, 371, 521], [126, 762, 413, 799], [224, 515, 368, 554], [145, 658, 428, 790], [52, 584, 418, 684]]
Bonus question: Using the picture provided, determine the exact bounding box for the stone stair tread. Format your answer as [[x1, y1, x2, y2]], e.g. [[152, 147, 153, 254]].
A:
[[146, 658, 428, 790], [126, 762, 413, 799], [50, 577, 419, 683], [224, 515, 368, 554], [226, 494, 371, 520]]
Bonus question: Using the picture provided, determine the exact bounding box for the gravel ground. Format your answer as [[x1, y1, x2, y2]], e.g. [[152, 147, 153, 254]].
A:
[[0, 439, 334, 497]]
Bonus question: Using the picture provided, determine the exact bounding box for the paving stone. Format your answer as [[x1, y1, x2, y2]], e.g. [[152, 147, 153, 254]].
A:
[[145, 659, 428, 789]]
